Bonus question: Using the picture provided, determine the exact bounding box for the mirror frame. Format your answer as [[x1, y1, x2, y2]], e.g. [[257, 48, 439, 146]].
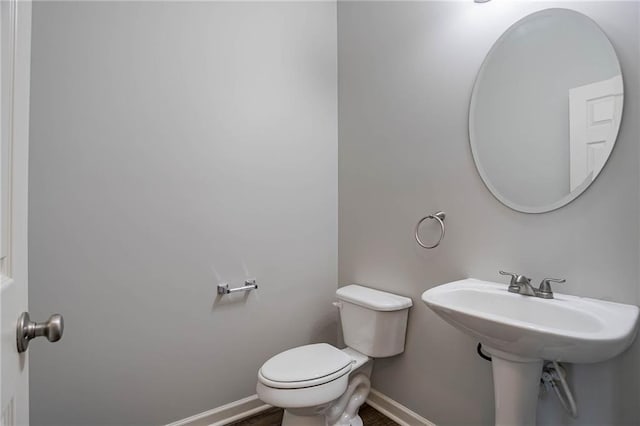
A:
[[469, 8, 623, 214]]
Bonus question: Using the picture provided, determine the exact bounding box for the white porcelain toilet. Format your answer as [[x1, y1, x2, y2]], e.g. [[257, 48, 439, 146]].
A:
[[256, 285, 412, 426]]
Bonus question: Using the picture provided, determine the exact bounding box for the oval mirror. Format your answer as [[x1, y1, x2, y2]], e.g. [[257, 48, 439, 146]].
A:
[[469, 9, 623, 213]]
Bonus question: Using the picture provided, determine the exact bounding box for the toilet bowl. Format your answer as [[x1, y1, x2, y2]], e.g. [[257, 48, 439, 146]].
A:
[[257, 285, 412, 426]]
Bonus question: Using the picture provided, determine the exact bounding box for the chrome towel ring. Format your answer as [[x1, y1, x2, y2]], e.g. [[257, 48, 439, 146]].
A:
[[415, 211, 446, 249]]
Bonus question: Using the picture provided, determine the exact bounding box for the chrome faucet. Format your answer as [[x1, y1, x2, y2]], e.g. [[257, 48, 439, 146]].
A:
[[499, 271, 566, 299], [500, 271, 536, 296], [536, 278, 566, 299]]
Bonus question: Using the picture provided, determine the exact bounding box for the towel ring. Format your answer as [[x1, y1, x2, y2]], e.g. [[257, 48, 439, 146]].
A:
[[415, 211, 446, 249]]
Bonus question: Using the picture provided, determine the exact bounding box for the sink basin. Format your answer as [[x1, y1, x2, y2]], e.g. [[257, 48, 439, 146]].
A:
[[422, 278, 639, 363], [422, 278, 639, 425]]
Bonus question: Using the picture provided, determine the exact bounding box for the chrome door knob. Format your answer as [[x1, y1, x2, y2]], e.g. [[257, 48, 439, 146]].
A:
[[16, 312, 64, 353]]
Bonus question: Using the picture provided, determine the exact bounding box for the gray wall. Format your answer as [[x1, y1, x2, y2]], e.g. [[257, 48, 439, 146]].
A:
[[28, 2, 337, 425], [338, 1, 639, 425], [29, 1, 640, 425]]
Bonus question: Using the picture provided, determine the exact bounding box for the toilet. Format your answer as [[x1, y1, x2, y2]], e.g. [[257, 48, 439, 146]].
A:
[[256, 285, 413, 426]]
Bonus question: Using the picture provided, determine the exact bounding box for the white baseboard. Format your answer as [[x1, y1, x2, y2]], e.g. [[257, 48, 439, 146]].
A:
[[167, 388, 435, 426], [366, 389, 436, 426], [165, 394, 271, 426]]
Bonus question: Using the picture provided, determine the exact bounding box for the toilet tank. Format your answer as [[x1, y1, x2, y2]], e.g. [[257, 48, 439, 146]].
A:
[[336, 285, 413, 358]]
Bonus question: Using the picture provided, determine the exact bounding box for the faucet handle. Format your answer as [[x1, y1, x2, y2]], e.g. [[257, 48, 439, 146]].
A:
[[537, 278, 566, 299], [499, 270, 518, 285]]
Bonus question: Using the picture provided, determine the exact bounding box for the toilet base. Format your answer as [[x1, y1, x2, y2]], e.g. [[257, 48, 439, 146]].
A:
[[282, 410, 325, 426], [351, 415, 363, 426], [280, 372, 370, 426]]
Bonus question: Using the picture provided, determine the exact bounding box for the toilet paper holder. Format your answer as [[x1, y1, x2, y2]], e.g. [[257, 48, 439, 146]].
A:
[[217, 279, 258, 295]]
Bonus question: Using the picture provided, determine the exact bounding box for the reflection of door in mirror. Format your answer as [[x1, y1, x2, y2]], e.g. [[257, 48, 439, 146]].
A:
[[569, 75, 623, 192]]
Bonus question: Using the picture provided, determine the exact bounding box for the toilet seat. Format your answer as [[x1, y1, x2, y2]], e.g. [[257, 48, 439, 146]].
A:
[[258, 363, 352, 389], [258, 343, 353, 389]]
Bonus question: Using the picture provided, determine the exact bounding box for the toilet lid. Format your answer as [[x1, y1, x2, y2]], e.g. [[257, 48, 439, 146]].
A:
[[260, 343, 353, 385]]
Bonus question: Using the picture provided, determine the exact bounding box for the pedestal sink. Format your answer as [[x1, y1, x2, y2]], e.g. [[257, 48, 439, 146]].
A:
[[422, 279, 639, 426]]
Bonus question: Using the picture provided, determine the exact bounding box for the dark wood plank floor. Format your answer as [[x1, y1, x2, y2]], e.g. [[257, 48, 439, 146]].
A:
[[359, 404, 400, 426], [229, 403, 399, 426]]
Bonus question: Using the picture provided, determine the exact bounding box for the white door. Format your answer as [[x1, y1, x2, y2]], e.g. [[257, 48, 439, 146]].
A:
[[1, 1, 31, 425], [569, 75, 623, 192]]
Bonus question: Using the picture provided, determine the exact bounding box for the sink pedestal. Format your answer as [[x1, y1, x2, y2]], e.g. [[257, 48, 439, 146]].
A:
[[486, 347, 543, 426]]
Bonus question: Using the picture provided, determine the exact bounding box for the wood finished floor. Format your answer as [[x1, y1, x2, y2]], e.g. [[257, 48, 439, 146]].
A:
[[229, 403, 399, 426]]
